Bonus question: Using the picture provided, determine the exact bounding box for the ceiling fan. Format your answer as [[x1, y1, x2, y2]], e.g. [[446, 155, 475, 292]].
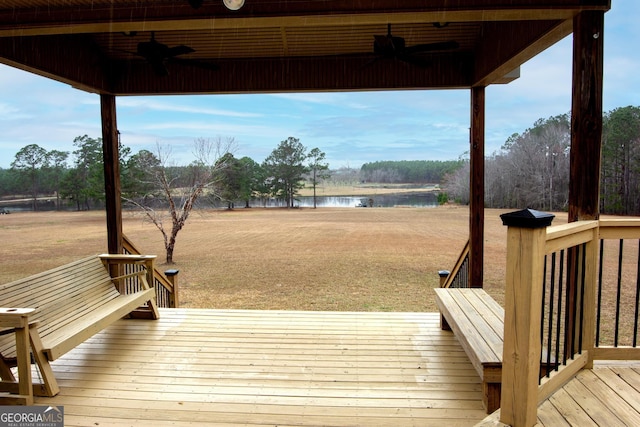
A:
[[370, 24, 459, 67], [129, 32, 218, 76]]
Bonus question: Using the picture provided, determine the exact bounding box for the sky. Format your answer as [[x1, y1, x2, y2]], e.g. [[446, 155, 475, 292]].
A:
[[0, 1, 638, 170]]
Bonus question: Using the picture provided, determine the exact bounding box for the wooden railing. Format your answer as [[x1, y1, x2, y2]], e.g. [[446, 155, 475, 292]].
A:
[[593, 219, 640, 360], [122, 235, 179, 308], [499, 214, 640, 427], [440, 239, 470, 288]]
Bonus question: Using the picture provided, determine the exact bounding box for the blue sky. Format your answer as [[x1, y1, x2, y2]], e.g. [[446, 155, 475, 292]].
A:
[[1, 1, 638, 170]]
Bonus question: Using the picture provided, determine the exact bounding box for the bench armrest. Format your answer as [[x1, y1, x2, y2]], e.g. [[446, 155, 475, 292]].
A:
[[99, 254, 157, 294], [99, 254, 156, 262], [0, 308, 35, 329]]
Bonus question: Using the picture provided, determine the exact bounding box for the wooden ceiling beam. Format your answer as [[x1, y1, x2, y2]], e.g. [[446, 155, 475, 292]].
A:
[[472, 19, 573, 87], [0, 35, 113, 93]]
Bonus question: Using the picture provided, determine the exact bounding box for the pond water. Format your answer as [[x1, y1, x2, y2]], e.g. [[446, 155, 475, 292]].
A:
[[259, 192, 439, 208], [0, 191, 440, 212]]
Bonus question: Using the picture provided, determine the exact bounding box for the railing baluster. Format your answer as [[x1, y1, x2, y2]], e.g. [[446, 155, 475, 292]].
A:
[[545, 253, 557, 378], [578, 243, 587, 353], [556, 249, 567, 369], [615, 239, 624, 346], [567, 246, 580, 358], [596, 239, 604, 346], [441, 240, 470, 289], [122, 234, 178, 307], [634, 240, 640, 347]]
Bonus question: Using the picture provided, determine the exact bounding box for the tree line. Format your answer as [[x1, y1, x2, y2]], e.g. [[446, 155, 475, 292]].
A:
[[0, 136, 329, 213], [444, 106, 640, 216], [360, 160, 465, 183]]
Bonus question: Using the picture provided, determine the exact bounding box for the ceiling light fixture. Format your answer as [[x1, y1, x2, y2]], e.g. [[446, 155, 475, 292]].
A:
[[223, 0, 244, 10]]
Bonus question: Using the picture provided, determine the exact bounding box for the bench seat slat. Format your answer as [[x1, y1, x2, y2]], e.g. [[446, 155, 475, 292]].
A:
[[457, 289, 504, 357], [435, 288, 503, 367], [434, 287, 505, 414], [42, 288, 155, 360]]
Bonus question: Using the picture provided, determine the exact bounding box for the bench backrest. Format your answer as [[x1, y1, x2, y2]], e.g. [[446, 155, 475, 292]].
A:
[[0, 256, 120, 359]]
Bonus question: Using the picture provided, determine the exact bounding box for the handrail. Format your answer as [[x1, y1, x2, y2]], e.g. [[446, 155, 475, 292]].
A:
[[122, 234, 179, 308], [441, 239, 470, 288]]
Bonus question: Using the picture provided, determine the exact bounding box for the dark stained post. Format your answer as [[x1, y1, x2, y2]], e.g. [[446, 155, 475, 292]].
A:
[[568, 10, 604, 222], [564, 11, 604, 368], [566, 11, 604, 359], [469, 86, 485, 288], [100, 94, 123, 255]]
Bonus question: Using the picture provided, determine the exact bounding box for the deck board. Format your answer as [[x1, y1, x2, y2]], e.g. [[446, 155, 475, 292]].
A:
[[31, 309, 488, 426]]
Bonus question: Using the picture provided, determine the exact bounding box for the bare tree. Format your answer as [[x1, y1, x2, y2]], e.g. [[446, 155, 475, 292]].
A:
[[443, 160, 470, 205], [126, 137, 236, 264]]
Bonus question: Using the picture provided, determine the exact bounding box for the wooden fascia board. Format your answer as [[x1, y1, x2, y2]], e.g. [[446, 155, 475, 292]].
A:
[[0, 6, 608, 38], [109, 54, 474, 96], [472, 18, 573, 87], [0, 35, 113, 94]]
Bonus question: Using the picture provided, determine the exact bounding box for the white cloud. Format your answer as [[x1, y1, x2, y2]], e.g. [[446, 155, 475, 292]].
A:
[[118, 98, 263, 118]]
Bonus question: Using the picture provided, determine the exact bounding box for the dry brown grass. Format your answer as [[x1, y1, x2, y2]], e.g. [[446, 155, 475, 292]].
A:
[[0, 206, 563, 312], [4, 206, 638, 347]]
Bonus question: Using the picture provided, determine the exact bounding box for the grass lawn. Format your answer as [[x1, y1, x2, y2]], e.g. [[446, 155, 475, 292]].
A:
[[0, 206, 566, 312]]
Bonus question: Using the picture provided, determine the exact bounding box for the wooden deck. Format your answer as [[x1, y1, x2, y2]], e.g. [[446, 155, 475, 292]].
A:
[[33, 309, 487, 426], [537, 366, 640, 426], [480, 364, 640, 426], [21, 308, 640, 426]]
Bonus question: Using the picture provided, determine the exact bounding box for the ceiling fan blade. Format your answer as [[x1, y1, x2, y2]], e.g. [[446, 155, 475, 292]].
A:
[[403, 40, 459, 54], [127, 32, 212, 76]]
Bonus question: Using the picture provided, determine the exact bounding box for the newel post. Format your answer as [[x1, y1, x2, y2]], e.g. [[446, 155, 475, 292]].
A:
[[165, 269, 180, 308], [438, 270, 451, 331], [499, 209, 554, 427]]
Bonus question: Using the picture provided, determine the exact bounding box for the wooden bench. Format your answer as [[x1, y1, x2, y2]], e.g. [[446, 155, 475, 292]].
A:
[[0, 254, 159, 404], [434, 287, 504, 414]]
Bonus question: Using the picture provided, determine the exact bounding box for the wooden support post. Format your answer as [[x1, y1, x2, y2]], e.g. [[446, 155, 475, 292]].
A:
[[470, 86, 485, 288], [568, 10, 604, 222], [566, 10, 604, 365], [101, 94, 123, 256], [499, 209, 554, 427]]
